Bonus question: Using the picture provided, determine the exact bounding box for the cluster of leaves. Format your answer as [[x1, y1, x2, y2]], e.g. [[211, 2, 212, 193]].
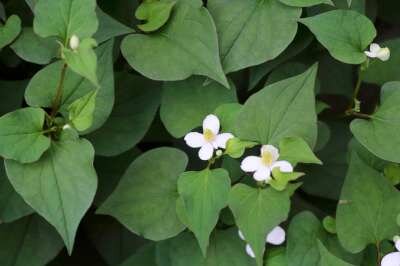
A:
[[0, 0, 400, 266]]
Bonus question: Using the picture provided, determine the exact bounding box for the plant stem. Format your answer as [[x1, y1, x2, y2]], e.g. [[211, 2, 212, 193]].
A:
[[352, 66, 363, 103], [376, 241, 382, 266], [50, 63, 68, 119]]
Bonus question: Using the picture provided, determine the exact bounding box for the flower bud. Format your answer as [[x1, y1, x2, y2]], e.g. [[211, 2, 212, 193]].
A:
[[63, 124, 71, 130], [69, 34, 80, 50], [216, 149, 223, 157]]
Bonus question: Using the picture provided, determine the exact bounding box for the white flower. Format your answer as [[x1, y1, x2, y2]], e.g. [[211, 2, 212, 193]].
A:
[[240, 145, 293, 183], [62, 124, 71, 130], [238, 226, 286, 258], [69, 34, 80, 50], [381, 236, 400, 266], [365, 43, 390, 61], [184, 114, 234, 161]]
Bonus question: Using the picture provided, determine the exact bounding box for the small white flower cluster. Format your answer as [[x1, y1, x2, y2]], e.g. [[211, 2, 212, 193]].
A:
[[184, 114, 293, 183], [365, 43, 390, 61], [184, 114, 234, 160], [238, 226, 286, 258], [381, 236, 400, 266], [240, 145, 293, 183]]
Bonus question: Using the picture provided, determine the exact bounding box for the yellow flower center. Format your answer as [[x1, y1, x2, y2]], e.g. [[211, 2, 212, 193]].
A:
[[261, 151, 274, 166], [203, 129, 216, 142]]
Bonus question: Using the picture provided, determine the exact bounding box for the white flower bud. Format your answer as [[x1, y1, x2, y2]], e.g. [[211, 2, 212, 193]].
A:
[[216, 149, 223, 157], [69, 35, 80, 50], [63, 124, 71, 130]]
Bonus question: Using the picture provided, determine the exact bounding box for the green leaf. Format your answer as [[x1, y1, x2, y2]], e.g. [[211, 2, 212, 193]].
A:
[[0, 107, 50, 163], [236, 64, 318, 147], [0, 215, 64, 266], [264, 248, 288, 266], [33, 0, 98, 41], [0, 159, 33, 223], [135, 0, 176, 32], [336, 152, 400, 253], [97, 148, 188, 241], [287, 211, 362, 266], [269, 170, 304, 191], [177, 168, 231, 256], [302, 121, 350, 200], [363, 39, 400, 86], [88, 73, 161, 156], [208, 0, 301, 73], [11, 27, 58, 65], [26, 40, 115, 133], [121, 0, 228, 88], [87, 216, 149, 265], [229, 184, 291, 266], [279, 0, 333, 7], [5, 131, 97, 253], [93, 149, 141, 206], [68, 89, 98, 131], [214, 103, 242, 134], [351, 82, 400, 163], [225, 138, 258, 159], [62, 38, 99, 87], [279, 137, 322, 165], [157, 229, 256, 266], [94, 8, 134, 44], [161, 77, 236, 138], [317, 241, 355, 266], [300, 10, 376, 64], [249, 26, 313, 90], [0, 15, 21, 50], [120, 244, 158, 266], [384, 163, 400, 186]]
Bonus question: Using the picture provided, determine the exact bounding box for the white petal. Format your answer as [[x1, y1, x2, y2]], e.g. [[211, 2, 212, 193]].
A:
[[261, 145, 279, 161], [370, 43, 381, 53], [364, 51, 377, 58], [266, 226, 286, 245], [184, 132, 205, 148], [377, 47, 390, 61], [238, 230, 245, 241], [381, 252, 400, 266], [253, 166, 271, 182], [213, 133, 234, 149], [241, 156, 262, 172], [395, 239, 400, 251], [271, 160, 293, 173], [203, 114, 220, 134], [198, 143, 214, 161], [245, 244, 256, 258]]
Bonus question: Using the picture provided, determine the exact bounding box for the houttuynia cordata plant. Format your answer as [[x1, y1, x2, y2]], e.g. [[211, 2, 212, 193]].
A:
[[0, 0, 399, 265]]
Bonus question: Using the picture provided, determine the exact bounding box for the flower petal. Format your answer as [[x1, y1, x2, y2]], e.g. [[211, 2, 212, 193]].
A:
[[396, 239, 400, 252], [198, 143, 214, 161], [377, 47, 390, 61], [241, 156, 262, 172], [271, 160, 293, 173], [370, 43, 381, 53], [381, 252, 400, 266], [364, 51, 377, 58], [261, 145, 279, 161], [266, 226, 285, 245], [203, 114, 220, 134], [238, 230, 245, 241], [214, 133, 234, 149], [184, 132, 205, 148], [245, 244, 256, 258], [254, 166, 271, 182]]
